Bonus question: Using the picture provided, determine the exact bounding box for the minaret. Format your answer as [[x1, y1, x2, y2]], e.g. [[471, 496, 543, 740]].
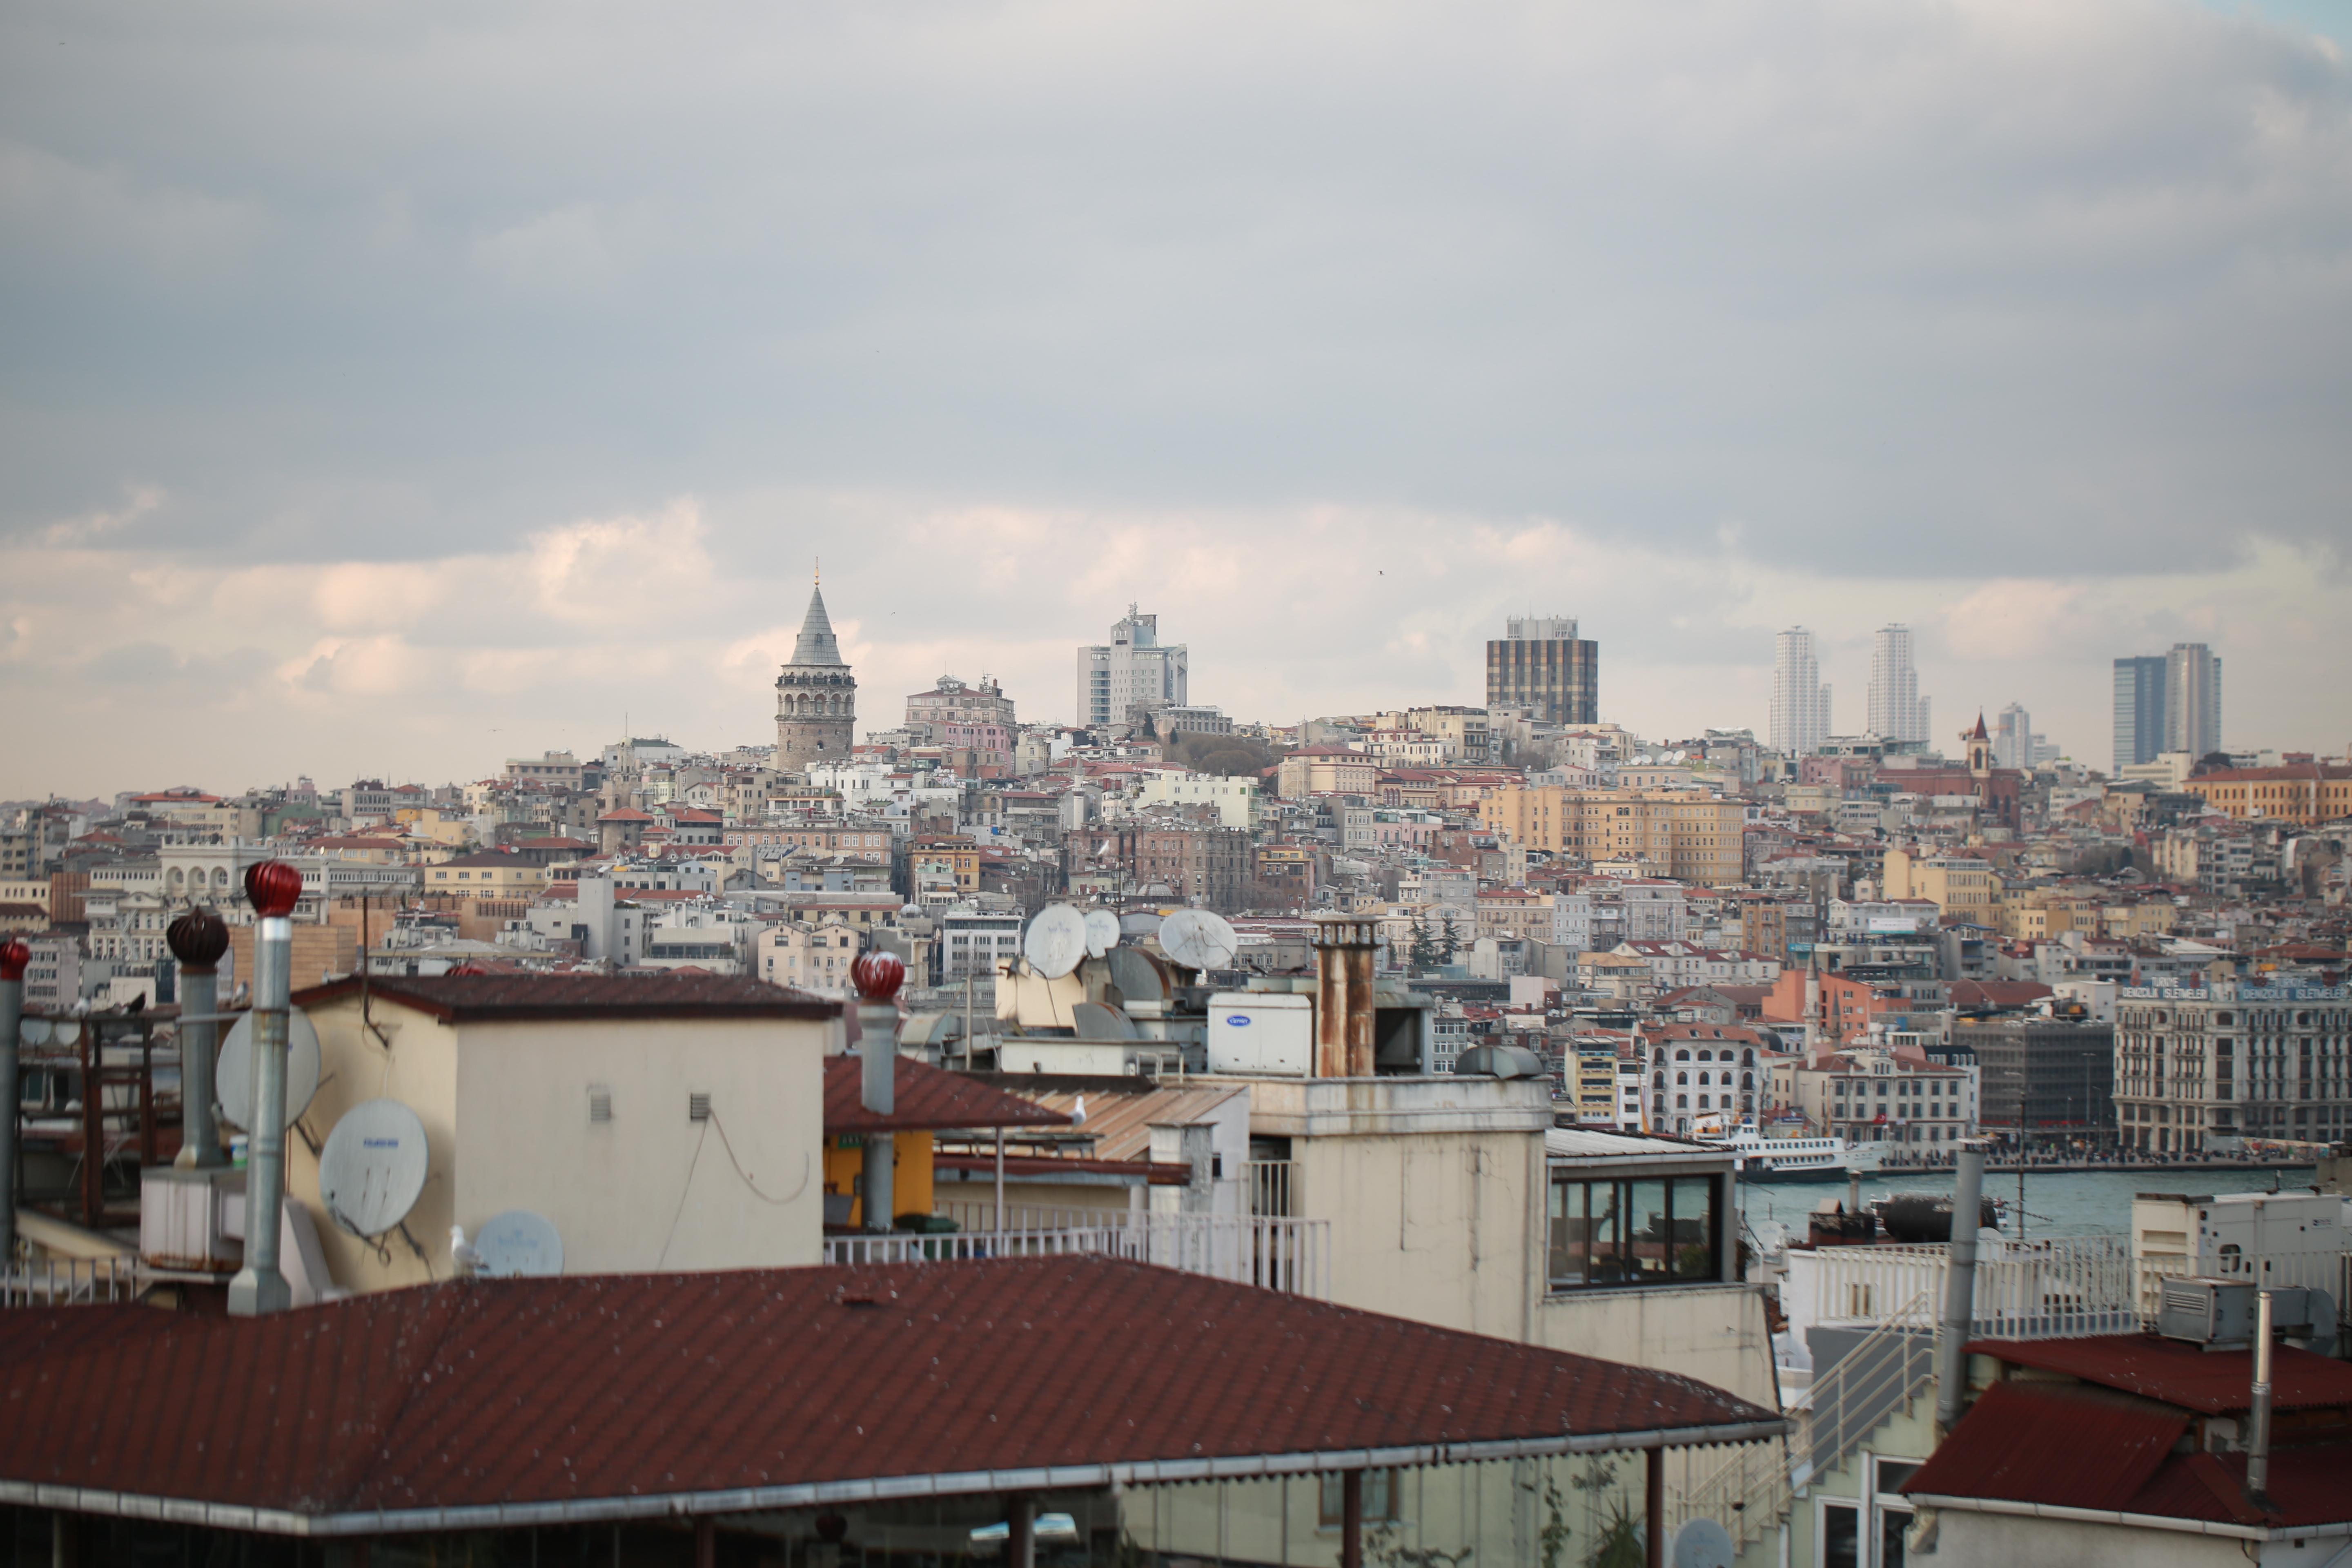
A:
[[776, 574, 856, 771]]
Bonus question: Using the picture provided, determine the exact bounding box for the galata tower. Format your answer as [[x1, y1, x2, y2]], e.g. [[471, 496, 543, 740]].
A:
[[775, 576, 856, 770]]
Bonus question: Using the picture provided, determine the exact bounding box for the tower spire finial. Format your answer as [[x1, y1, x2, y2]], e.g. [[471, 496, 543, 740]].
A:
[[815, 557, 820, 587]]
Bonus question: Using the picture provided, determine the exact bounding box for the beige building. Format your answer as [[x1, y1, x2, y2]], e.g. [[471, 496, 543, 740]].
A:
[[1276, 747, 1379, 798], [757, 916, 862, 996], [423, 850, 548, 902], [282, 973, 840, 1291], [1881, 845, 2000, 923], [1134, 771, 1261, 830], [1479, 787, 1745, 885]]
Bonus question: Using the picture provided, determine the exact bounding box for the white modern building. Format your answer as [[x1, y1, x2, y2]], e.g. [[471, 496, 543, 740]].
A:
[[1076, 606, 1188, 729], [1769, 626, 1832, 756], [1864, 624, 1931, 745]]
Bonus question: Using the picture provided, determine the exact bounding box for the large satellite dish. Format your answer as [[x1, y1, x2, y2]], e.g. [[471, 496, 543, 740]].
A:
[[1670, 1518, 1736, 1568], [217, 1007, 323, 1131], [1082, 908, 1120, 959], [1107, 946, 1172, 1004], [317, 1098, 430, 1238], [1022, 904, 1087, 980], [1071, 1000, 1138, 1040], [17, 1018, 49, 1046], [472, 1209, 564, 1277], [1158, 909, 1239, 972]]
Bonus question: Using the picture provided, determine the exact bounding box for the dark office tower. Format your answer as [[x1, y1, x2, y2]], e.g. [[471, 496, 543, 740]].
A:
[[1487, 615, 1599, 725], [2112, 655, 2167, 773]]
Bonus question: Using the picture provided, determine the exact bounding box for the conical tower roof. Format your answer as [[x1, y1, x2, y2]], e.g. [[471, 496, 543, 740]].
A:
[[789, 584, 845, 667]]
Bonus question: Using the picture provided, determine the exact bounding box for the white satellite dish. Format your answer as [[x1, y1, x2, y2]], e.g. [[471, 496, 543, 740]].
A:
[[216, 1007, 323, 1131], [1022, 904, 1087, 980], [17, 1018, 49, 1046], [1670, 1517, 1736, 1568], [317, 1098, 430, 1238], [471, 1209, 564, 1278], [1082, 908, 1120, 959], [1158, 909, 1239, 972]]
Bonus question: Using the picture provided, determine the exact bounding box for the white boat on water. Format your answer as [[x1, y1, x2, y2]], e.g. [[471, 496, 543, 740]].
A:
[[1697, 1124, 1887, 1183]]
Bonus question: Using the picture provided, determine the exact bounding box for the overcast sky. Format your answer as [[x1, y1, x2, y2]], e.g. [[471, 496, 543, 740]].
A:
[[4, 0, 2349, 798]]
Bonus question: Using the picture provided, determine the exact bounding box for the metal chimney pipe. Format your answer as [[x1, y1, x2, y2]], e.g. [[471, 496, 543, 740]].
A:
[[167, 910, 230, 1170], [1933, 1145, 1987, 1432], [228, 862, 302, 1317], [0, 939, 28, 1268], [2247, 1289, 2275, 1508], [850, 952, 904, 1236], [1311, 916, 1378, 1077]]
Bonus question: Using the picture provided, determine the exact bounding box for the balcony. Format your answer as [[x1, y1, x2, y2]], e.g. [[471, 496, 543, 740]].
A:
[[824, 1212, 1330, 1298]]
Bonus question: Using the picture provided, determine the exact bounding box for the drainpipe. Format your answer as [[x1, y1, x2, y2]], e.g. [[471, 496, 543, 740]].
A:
[[1341, 1470, 1364, 1568], [1007, 1494, 1036, 1568], [2246, 1289, 2275, 1510], [228, 862, 302, 1317], [167, 910, 230, 1169], [1933, 1146, 1987, 1433], [0, 938, 26, 1268], [852, 952, 905, 1234], [1644, 1448, 1665, 1568]]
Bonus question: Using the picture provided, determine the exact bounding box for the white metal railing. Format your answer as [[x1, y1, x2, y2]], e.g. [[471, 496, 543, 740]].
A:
[[826, 1214, 1331, 1298], [1788, 1290, 1937, 1492], [1809, 1236, 2137, 1340], [1245, 1159, 1298, 1218], [1666, 1438, 1792, 1557], [1, 1256, 138, 1308]]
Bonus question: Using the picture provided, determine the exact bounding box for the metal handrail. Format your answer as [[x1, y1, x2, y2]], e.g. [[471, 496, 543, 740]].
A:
[[825, 1214, 1331, 1298], [1789, 1289, 1937, 1491], [0, 1255, 136, 1308]]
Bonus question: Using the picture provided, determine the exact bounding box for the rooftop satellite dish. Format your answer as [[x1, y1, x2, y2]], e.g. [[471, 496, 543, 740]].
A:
[[317, 1098, 430, 1238], [1158, 909, 1238, 972], [1670, 1517, 1735, 1568], [17, 1018, 49, 1046], [1022, 904, 1087, 980], [217, 1007, 323, 1131], [1107, 946, 1173, 1004], [1071, 1000, 1138, 1041], [51, 1019, 80, 1046], [1082, 908, 1120, 958], [471, 1209, 564, 1278]]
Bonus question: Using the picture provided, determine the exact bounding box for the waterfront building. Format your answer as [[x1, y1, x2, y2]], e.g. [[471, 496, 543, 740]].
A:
[[1953, 1013, 2116, 1147], [1768, 1044, 1977, 1147], [1484, 614, 1599, 725], [2113, 982, 2350, 1153]]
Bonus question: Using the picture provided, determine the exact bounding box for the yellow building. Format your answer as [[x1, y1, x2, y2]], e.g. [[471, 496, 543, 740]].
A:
[[1479, 787, 1745, 885], [424, 851, 548, 902], [2185, 764, 2352, 826], [2098, 900, 2177, 940], [1882, 846, 2001, 923]]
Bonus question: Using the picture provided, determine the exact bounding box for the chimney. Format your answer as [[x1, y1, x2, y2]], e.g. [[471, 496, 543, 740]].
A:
[[1933, 1145, 1987, 1433], [1311, 915, 1379, 1077], [851, 951, 905, 1234], [2246, 1289, 2275, 1510], [228, 860, 303, 1318]]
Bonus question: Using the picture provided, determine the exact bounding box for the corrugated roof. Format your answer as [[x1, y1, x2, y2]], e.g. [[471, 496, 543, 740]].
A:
[[1967, 1333, 2352, 1414], [999, 1083, 1248, 1163], [0, 1258, 1780, 1533], [1900, 1382, 2185, 1512], [294, 973, 840, 1024], [824, 1057, 1074, 1134]]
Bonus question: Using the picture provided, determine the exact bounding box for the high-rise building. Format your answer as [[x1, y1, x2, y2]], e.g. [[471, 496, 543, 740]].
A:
[[1076, 606, 1188, 729], [1485, 615, 1599, 726], [1865, 624, 1931, 744], [775, 578, 856, 770], [2113, 655, 2167, 773], [2165, 642, 2223, 759], [1992, 702, 2055, 771], [1768, 628, 1831, 756]]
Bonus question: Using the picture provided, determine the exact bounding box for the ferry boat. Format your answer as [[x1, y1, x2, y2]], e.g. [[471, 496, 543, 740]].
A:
[[1698, 1125, 1887, 1183]]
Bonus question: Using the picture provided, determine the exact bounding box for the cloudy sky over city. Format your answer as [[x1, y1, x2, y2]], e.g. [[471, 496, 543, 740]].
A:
[[4, 0, 2349, 796]]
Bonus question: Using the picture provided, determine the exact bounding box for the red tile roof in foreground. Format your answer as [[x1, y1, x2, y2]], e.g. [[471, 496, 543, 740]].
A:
[[293, 972, 841, 1024], [0, 1258, 1780, 1535], [1964, 1332, 2352, 1414], [823, 1056, 1074, 1134]]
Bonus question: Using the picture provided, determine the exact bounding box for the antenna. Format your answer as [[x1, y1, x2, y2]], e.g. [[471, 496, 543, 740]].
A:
[[470, 1209, 564, 1277], [1022, 904, 1087, 980], [316, 1098, 430, 1237], [1158, 909, 1239, 972], [217, 1007, 323, 1131], [1082, 908, 1120, 958]]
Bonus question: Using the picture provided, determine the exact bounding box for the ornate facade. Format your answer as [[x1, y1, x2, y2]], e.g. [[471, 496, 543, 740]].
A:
[[775, 582, 856, 771]]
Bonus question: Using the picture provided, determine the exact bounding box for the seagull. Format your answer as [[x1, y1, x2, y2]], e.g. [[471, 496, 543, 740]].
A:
[[1071, 1094, 1087, 1127], [450, 1225, 485, 1277]]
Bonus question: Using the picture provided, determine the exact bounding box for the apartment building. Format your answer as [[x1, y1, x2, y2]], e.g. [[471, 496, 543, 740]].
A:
[[2185, 762, 2352, 827], [1479, 787, 1745, 885], [2113, 982, 2350, 1153]]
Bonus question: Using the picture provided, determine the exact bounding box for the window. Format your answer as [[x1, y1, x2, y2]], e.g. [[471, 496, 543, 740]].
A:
[[1820, 1501, 1859, 1568], [1318, 1469, 1401, 1527], [1548, 1174, 1720, 1290]]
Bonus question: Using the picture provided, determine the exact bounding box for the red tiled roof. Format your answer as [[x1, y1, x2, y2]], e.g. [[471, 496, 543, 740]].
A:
[[1964, 1333, 2352, 1414], [823, 1056, 1074, 1134], [1901, 1381, 2184, 1512], [293, 972, 839, 1023], [0, 1258, 1780, 1532]]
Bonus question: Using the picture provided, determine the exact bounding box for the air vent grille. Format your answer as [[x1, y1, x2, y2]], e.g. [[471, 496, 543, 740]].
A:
[[689, 1091, 712, 1123], [587, 1085, 612, 1124]]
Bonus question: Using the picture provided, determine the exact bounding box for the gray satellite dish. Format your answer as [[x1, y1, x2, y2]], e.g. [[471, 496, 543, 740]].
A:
[[317, 1098, 430, 1238], [1107, 946, 1173, 1004], [17, 1018, 49, 1046], [1071, 1000, 1138, 1040], [1082, 908, 1120, 958], [472, 1209, 564, 1277], [217, 1007, 323, 1131], [1158, 909, 1239, 972], [1670, 1517, 1736, 1568], [1022, 904, 1088, 980], [51, 1019, 80, 1046]]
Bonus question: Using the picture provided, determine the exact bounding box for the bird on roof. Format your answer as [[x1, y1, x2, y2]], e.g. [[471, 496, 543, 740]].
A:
[[1071, 1094, 1087, 1126], [450, 1225, 485, 1277]]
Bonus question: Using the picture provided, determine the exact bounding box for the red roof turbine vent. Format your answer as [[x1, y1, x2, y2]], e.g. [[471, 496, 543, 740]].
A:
[[0, 939, 27, 983], [244, 860, 305, 918], [852, 950, 905, 1004]]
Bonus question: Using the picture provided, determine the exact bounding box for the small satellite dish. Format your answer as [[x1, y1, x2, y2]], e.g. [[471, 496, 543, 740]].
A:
[[1158, 909, 1239, 972], [471, 1209, 564, 1277], [1071, 1000, 1138, 1040], [217, 1007, 323, 1131], [317, 1098, 430, 1238], [1670, 1517, 1736, 1568], [51, 1019, 80, 1046], [1022, 904, 1087, 980], [17, 1018, 49, 1046], [1082, 908, 1120, 958]]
